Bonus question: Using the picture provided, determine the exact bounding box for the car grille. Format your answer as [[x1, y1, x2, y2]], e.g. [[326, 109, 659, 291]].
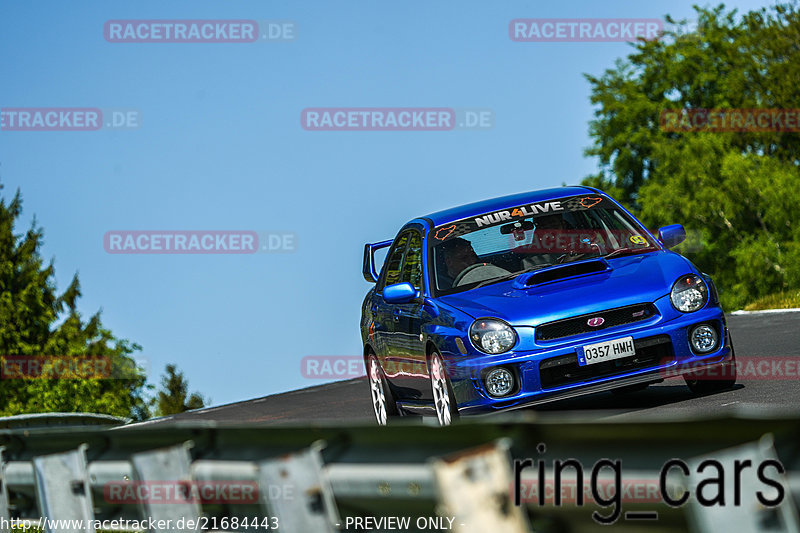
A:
[[535, 303, 658, 341], [538, 335, 673, 389]]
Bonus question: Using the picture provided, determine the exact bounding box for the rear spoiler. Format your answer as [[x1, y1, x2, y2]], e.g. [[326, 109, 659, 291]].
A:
[[362, 239, 393, 283]]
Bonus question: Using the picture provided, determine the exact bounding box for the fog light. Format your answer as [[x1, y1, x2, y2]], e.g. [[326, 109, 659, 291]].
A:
[[690, 324, 719, 354], [484, 367, 515, 397]]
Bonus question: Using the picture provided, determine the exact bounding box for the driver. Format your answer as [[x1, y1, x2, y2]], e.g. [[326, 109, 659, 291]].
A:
[[438, 238, 481, 289]]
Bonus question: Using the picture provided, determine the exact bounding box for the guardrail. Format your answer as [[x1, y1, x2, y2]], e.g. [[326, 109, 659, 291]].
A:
[[0, 412, 798, 533]]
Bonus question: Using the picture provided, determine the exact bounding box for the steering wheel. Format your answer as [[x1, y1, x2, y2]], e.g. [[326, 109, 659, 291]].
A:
[[452, 263, 513, 287], [452, 263, 488, 286]]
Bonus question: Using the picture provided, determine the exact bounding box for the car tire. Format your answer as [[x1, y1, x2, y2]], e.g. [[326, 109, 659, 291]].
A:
[[429, 350, 459, 426], [684, 340, 737, 394], [367, 354, 399, 425]]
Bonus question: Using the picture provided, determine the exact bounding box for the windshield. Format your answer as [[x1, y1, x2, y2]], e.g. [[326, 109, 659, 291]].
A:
[[429, 194, 658, 296]]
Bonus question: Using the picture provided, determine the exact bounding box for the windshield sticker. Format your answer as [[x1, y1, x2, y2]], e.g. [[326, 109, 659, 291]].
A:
[[579, 197, 603, 209], [474, 201, 563, 228], [434, 224, 456, 240], [430, 195, 613, 245], [629, 235, 648, 245]]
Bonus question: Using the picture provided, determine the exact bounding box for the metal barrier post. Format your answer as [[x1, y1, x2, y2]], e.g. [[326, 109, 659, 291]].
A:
[[33, 444, 95, 533], [130, 442, 201, 533], [257, 441, 339, 533], [431, 438, 531, 533]]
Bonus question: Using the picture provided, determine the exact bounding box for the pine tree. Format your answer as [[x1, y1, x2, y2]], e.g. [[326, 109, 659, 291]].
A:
[[156, 364, 207, 416], [0, 183, 151, 420]]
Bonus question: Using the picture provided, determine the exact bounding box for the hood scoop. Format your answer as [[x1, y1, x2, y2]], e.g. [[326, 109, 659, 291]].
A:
[[512, 259, 611, 289]]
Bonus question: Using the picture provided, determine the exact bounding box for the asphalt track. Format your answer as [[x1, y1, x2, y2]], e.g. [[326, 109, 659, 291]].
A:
[[138, 311, 800, 427]]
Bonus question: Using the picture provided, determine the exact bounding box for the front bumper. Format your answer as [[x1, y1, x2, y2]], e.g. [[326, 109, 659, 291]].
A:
[[452, 302, 732, 415]]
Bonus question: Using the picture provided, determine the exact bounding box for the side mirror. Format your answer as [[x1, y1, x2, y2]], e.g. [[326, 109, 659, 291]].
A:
[[657, 224, 686, 249], [383, 282, 419, 304]]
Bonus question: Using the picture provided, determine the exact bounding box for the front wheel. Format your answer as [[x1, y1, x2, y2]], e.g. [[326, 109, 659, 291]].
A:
[[367, 354, 398, 425], [429, 351, 459, 426]]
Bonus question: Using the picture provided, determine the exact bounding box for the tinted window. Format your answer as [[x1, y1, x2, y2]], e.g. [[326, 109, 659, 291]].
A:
[[400, 231, 423, 289], [381, 232, 409, 288]]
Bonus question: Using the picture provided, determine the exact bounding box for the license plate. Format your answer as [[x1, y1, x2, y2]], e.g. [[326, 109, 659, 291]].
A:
[[578, 336, 635, 366]]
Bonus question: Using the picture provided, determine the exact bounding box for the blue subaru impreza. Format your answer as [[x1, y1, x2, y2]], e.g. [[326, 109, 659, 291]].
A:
[[360, 187, 736, 425]]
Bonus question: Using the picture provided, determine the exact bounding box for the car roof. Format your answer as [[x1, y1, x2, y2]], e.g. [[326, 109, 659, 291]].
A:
[[417, 186, 596, 228]]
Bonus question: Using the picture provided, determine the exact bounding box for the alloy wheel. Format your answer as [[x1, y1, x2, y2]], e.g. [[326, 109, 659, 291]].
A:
[[430, 354, 452, 426], [368, 357, 388, 425]]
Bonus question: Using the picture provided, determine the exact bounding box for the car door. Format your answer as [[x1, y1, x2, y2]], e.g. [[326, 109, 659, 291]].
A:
[[392, 230, 431, 398], [385, 229, 431, 399]]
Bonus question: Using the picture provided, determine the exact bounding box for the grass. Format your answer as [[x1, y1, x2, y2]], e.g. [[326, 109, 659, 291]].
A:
[[743, 290, 800, 311]]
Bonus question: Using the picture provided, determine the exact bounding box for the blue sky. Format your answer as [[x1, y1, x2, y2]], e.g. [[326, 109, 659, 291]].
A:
[[0, 0, 771, 407]]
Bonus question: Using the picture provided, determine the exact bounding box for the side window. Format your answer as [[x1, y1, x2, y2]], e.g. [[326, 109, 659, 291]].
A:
[[381, 232, 409, 288], [400, 231, 423, 290]]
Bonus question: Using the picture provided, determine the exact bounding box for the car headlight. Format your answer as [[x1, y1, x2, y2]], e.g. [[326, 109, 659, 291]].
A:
[[470, 319, 517, 354], [670, 274, 709, 313]]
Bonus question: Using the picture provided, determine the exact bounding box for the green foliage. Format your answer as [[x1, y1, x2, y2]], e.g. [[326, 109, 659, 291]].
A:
[[582, 2, 800, 309], [0, 184, 151, 420], [155, 364, 207, 416], [744, 290, 800, 311]]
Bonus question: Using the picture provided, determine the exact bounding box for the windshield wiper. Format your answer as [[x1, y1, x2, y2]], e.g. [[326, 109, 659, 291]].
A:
[[604, 246, 657, 260], [471, 264, 552, 290]]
